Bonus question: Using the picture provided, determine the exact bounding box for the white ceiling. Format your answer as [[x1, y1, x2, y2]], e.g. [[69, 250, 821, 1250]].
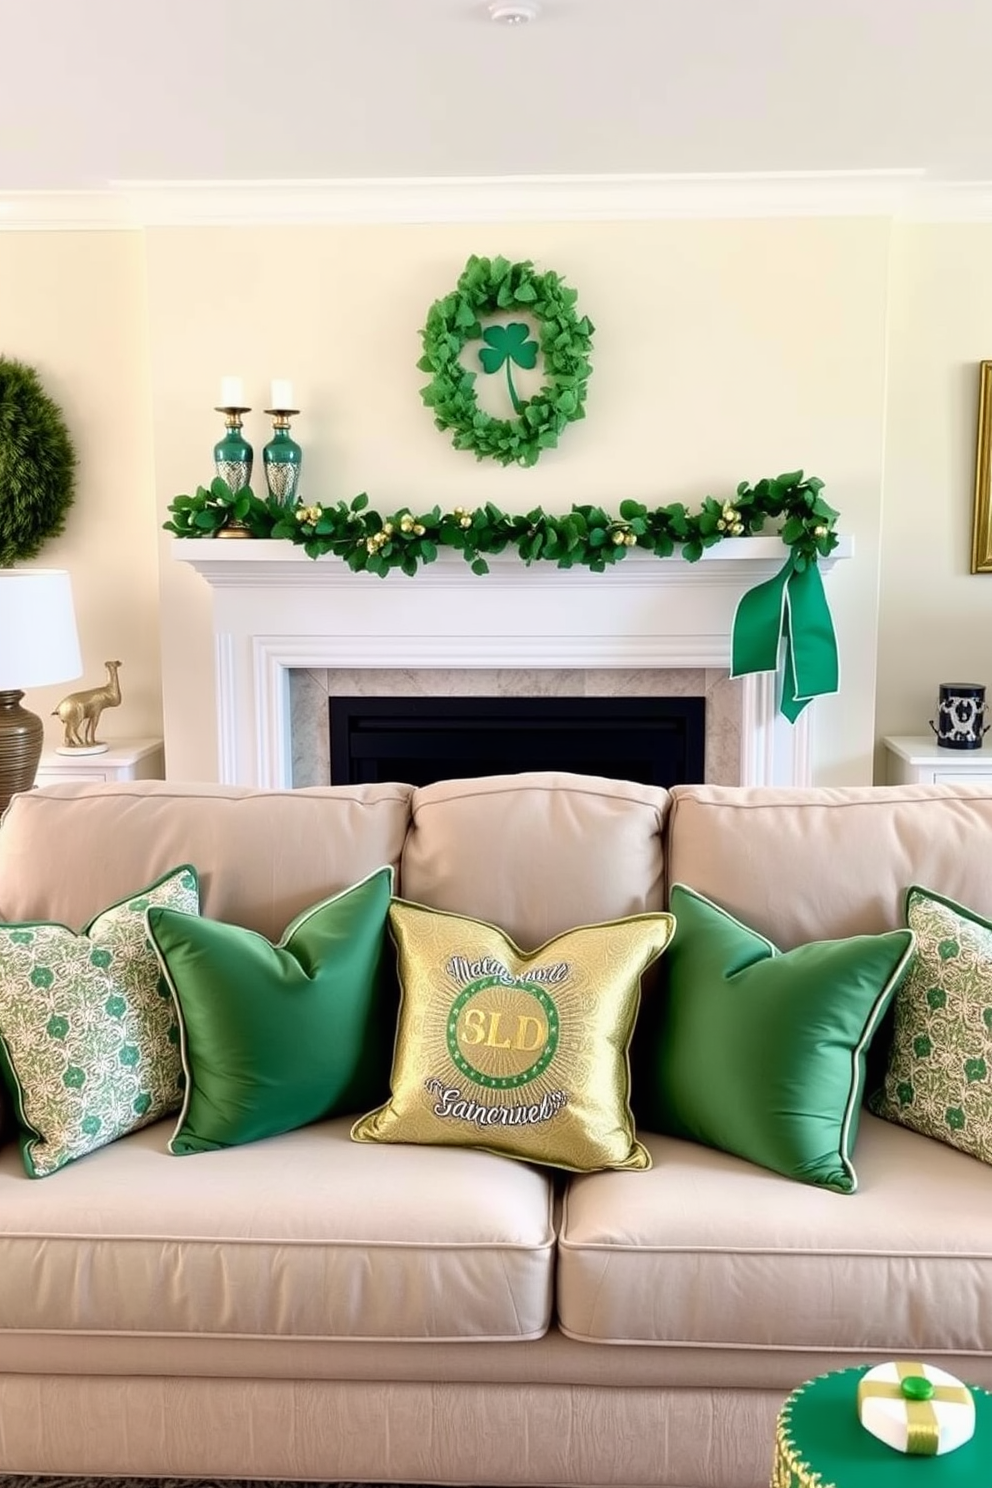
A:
[[3, 0, 992, 191]]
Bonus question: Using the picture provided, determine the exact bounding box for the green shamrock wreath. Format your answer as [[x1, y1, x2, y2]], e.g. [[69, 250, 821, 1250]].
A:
[[418, 255, 594, 467], [0, 356, 76, 564]]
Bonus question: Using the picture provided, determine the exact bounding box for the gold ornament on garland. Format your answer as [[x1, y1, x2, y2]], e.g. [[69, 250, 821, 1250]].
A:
[[417, 254, 594, 467]]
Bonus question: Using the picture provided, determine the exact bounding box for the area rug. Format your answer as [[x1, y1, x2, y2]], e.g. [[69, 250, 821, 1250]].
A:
[[0, 1480, 482, 1488], [0, 1480, 458, 1488]]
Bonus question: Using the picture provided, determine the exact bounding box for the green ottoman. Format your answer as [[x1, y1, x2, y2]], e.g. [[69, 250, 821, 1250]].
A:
[[772, 1367, 992, 1487]]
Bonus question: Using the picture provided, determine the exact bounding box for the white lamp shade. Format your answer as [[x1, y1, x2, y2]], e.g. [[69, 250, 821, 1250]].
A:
[[0, 569, 83, 690]]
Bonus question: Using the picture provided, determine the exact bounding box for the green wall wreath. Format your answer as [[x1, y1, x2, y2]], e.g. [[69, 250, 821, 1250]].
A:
[[0, 357, 76, 564], [417, 255, 594, 467]]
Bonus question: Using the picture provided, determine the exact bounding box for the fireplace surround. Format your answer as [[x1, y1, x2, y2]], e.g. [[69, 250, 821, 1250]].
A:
[[289, 666, 734, 787], [174, 535, 852, 789]]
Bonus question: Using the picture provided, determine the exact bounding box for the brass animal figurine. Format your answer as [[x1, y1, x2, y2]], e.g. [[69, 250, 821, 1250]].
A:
[[53, 660, 123, 750]]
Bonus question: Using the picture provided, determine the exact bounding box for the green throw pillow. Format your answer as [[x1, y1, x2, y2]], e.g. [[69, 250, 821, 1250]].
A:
[[0, 866, 200, 1177], [146, 866, 395, 1154], [638, 884, 915, 1192], [869, 886, 992, 1163]]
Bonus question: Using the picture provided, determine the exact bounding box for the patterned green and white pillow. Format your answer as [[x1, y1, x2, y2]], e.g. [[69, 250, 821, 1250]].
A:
[[0, 865, 199, 1177], [870, 885, 992, 1163]]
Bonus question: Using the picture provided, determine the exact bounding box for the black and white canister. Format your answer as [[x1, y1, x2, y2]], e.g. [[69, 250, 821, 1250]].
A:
[[930, 684, 989, 749]]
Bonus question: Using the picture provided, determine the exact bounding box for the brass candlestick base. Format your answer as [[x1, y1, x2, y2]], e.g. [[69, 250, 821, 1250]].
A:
[[0, 689, 44, 818]]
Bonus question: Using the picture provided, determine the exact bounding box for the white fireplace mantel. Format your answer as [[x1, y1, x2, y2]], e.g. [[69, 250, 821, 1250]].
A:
[[174, 536, 853, 790]]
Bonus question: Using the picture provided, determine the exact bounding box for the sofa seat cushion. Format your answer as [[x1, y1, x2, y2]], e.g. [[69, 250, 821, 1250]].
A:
[[557, 1113, 992, 1353], [0, 1116, 555, 1344]]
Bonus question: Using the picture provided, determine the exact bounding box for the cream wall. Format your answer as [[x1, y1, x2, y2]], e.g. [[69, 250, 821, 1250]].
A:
[[6, 215, 990, 789], [147, 217, 891, 784], [876, 223, 992, 773], [0, 232, 162, 752]]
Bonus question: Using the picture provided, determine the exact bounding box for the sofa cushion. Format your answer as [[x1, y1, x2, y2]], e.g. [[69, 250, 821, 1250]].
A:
[[635, 884, 914, 1192], [665, 784, 992, 947], [352, 897, 673, 1172], [400, 771, 669, 948], [870, 886, 992, 1163], [0, 865, 200, 1177], [0, 1115, 555, 1343], [0, 780, 413, 943], [148, 867, 395, 1155], [557, 1112, 992, 1353]]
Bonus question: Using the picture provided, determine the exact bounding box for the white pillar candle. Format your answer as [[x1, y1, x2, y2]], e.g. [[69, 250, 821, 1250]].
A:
[[270, 378, 294, 409], [219, 375, 245, 408]]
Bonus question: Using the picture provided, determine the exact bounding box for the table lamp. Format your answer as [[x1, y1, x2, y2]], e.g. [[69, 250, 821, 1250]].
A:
[[0, 569, 82, 817]]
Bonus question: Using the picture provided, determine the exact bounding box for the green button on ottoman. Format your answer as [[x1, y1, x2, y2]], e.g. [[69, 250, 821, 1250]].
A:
[[772, 1366, 992, 1487]]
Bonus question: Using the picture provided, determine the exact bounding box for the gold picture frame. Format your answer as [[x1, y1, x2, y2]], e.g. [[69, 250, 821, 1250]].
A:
[[972, 361, 992, 571]]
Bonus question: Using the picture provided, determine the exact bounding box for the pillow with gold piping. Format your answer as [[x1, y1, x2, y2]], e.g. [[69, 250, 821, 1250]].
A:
[[351, 898, 674, 1172]]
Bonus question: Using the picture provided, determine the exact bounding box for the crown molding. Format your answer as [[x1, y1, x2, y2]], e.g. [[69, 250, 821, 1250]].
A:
[[903, 182, 992, 222], [0, 170, 926, 230], [0, 191, 134, 230], [5, 170, 992, 229], [114, 170, 926, 225]]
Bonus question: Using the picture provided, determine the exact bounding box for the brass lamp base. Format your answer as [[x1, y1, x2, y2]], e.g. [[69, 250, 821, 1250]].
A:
[[0, 689, 44, 819]]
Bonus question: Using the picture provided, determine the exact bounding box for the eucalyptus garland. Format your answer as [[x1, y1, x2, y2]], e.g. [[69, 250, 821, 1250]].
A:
[[0, 356, 76, 564], [417, 255, 594, 467], [164, 470, 838, 578]]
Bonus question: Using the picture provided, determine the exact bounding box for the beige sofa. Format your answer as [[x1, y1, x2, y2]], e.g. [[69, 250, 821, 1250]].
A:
[[1, 771, 992, 1488]]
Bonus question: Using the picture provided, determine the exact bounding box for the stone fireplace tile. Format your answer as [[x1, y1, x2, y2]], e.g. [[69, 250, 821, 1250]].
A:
[[324, 668, 504, 696], [495, 669, 583, 697], [704, 674, 742, 788], [291, 671, 331, 788], [583, 667, 707, 697]]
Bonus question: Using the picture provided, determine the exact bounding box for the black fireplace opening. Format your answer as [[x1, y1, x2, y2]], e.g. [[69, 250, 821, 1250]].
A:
[[328, 696, 705, 790]]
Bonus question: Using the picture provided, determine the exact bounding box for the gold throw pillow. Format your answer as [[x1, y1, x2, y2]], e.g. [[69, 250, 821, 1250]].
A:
[[352, 898, 674, 1172]]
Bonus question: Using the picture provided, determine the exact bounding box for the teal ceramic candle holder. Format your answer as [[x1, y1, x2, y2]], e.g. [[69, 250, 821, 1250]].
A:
[[213, 408, 254, 492], [263, 409, 303, 506]]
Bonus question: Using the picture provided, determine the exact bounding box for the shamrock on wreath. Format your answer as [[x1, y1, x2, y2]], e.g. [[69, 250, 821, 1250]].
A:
[[418, 254, 594, 468], [478, 322, 539, 415]]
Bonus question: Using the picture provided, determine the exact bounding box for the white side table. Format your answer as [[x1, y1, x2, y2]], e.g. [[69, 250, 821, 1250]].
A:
[[884, 734, 992, 785], [34, 737, 165, 787]]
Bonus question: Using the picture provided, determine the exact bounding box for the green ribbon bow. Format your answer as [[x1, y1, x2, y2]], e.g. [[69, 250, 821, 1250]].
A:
[[731, 558, 839, 723]]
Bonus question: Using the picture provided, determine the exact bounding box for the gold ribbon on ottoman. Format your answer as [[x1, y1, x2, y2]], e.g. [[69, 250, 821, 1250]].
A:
[[857, 1361, 975, 1456], [771, 1364, 982, 1488]]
